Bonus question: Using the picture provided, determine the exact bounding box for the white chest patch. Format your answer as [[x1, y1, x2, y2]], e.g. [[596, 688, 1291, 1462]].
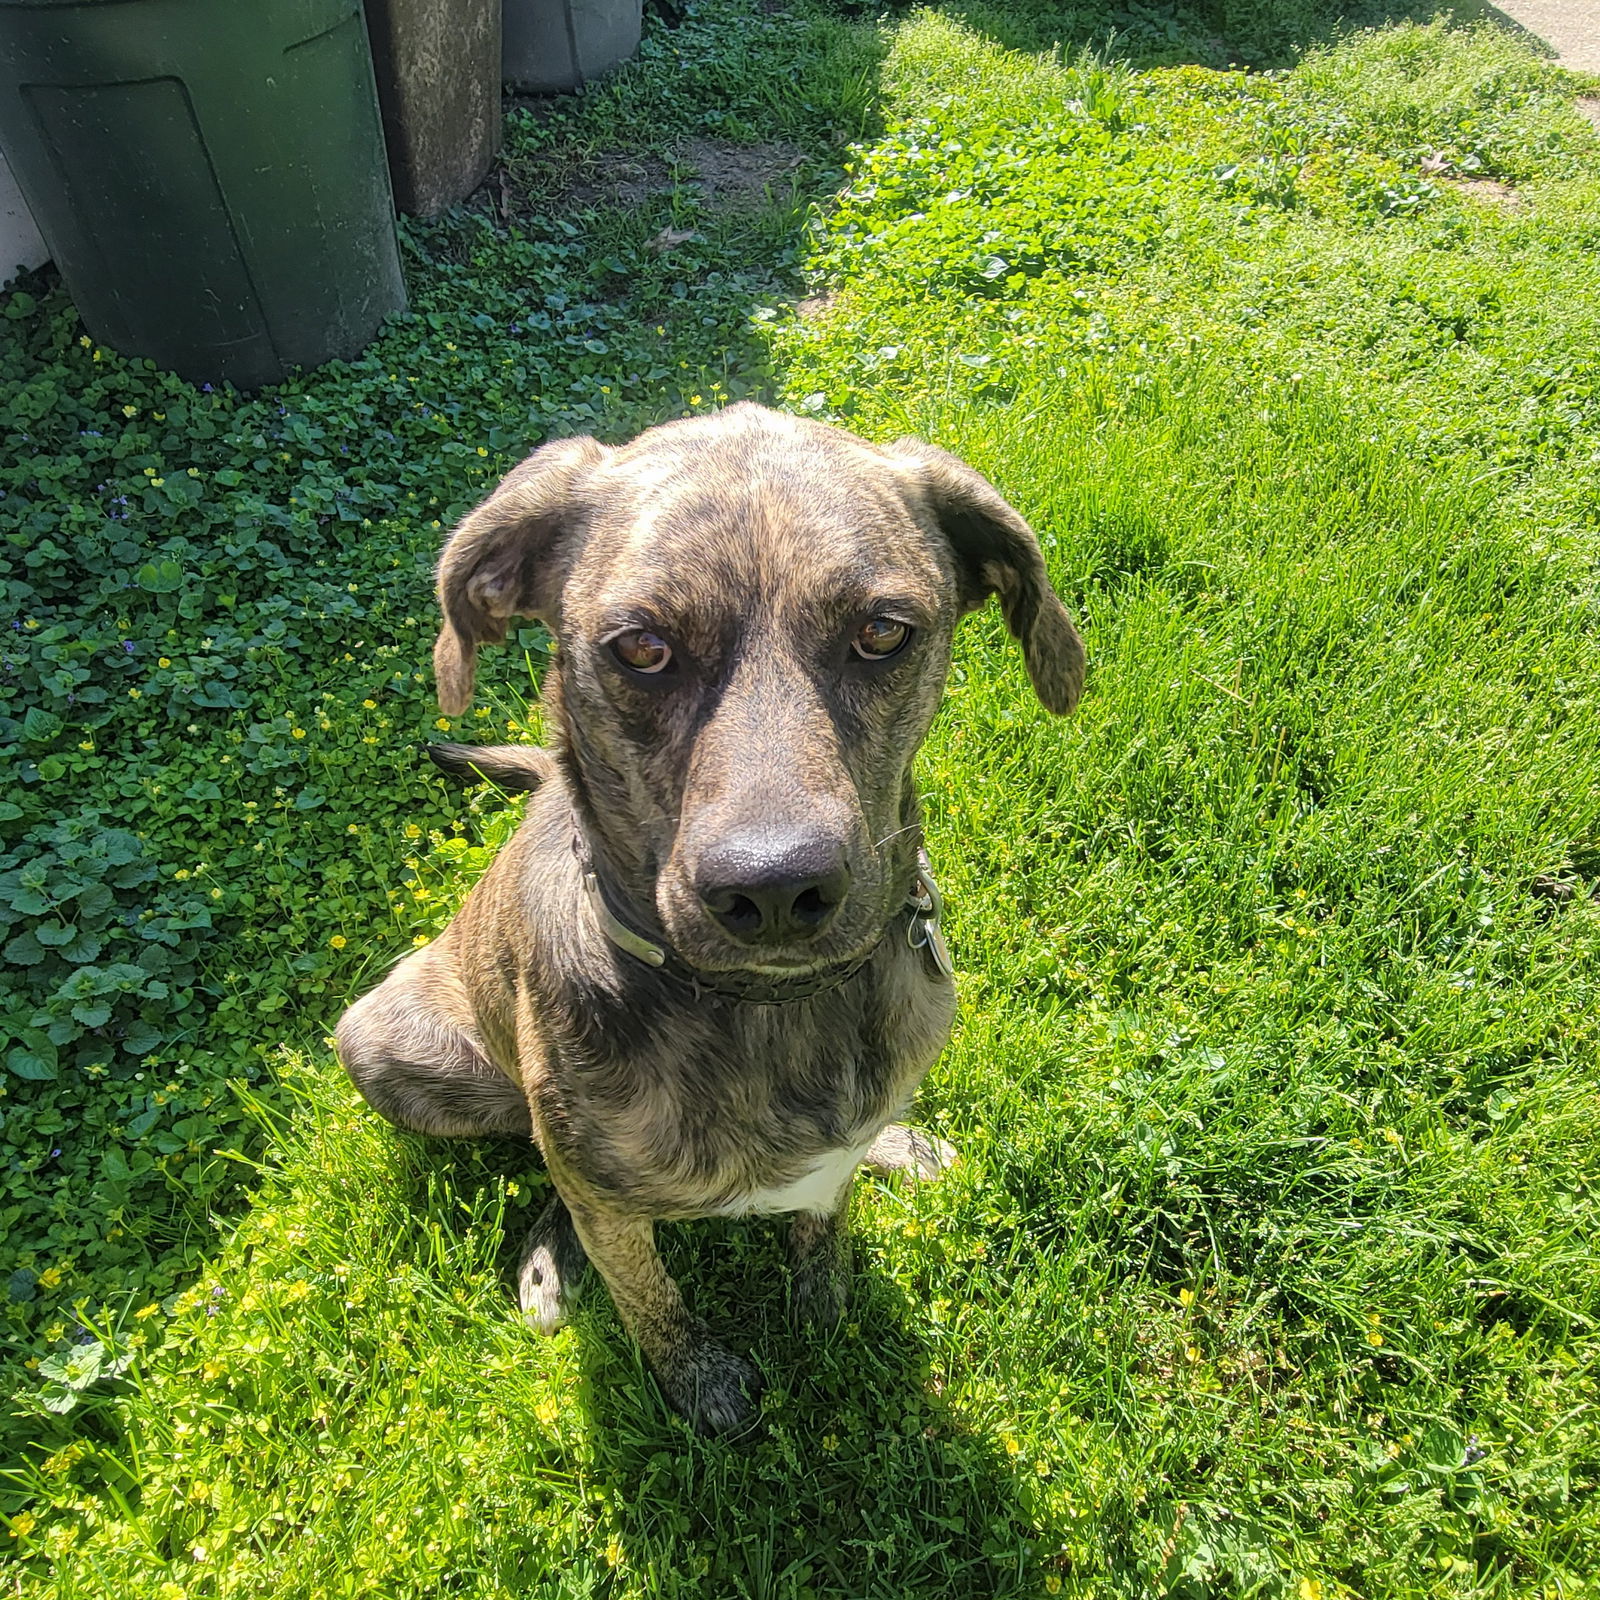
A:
[[715, 1139, 874, 1218]]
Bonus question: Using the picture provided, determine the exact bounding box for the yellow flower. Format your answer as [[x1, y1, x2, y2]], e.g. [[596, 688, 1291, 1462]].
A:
[[363, 698, 377, 710], [158, 657, 171, 668], [405, 824, 422, 839], [476, 446, 488, 457], [1367, 1331, 1383, 1347], [1001, 1433, 1021, 1455], [291, 727, 306, 739], [174, 868, 190, 881], [128, 688, 141, 698], [534, 1397, 560, 1426], [330, 935, 347, 950], [78, 741, 94, 752], [435, 718, 451, 731], [121, 404, 137, 418], [1178, 1287, 1195, 1307], [1298, 1581, 1323, 1600], [605, 1538, 623, 1568], [38, 1266, 62, 1289], [413, 934, 428, 947], [134, 1303, 161, 1320], [8, 1511, 37, 1539]]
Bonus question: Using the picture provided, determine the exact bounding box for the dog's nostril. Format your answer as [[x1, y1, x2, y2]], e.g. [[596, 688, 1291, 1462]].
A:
[[717, 893, 763, 938], [792, 886, 831, 927]]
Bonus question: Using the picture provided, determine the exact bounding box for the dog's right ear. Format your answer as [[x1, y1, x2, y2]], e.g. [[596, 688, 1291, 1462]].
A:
[[433, 436, 609, 714]]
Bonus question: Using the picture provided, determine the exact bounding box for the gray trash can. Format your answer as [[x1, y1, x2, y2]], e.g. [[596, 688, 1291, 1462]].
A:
[[503, 0, 640, 92], [365, 0, 502, 217]]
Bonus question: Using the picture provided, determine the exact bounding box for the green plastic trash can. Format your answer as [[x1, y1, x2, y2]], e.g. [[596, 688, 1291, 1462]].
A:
[[0, 0, 407, 390]]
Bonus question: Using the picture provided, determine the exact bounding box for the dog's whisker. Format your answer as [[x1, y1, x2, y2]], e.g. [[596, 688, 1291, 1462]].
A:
[[873, 822, 922, 852]]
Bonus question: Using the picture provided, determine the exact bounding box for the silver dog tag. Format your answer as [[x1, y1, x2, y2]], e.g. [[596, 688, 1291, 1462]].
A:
[[923, 920, 954, 978]]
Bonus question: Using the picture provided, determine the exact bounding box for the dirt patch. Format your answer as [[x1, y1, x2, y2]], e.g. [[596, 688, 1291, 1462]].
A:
[[796, 292, 839, 319], [494, 138, 807, 218], [1447, 176, 1525, 210], [678, 139, 806, 207], [562, 154, 675, 209], [1578, 97, 1600, 134]]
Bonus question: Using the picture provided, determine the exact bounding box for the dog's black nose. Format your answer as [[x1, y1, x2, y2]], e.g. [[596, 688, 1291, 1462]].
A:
[[696, 827, 851, 946]]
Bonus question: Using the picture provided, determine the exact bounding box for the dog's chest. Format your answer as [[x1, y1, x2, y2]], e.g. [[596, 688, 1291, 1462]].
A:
[[556, 943, 956, 1216], [711, 1136, 875, 1218]]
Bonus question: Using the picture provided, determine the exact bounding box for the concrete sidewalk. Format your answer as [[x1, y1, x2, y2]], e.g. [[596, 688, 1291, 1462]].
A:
[[1486, 0, 1600, 73]]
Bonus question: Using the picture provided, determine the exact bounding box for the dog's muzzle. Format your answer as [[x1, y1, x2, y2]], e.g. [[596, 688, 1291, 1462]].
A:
[[579, 839, 953, 1004]]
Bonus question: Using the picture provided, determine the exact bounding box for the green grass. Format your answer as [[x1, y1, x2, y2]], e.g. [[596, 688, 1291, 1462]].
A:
[[4, 1, 1600, 1595]]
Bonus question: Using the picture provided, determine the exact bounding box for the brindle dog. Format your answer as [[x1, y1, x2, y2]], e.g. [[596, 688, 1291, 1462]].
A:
[[335, 403, 1084, 1434]]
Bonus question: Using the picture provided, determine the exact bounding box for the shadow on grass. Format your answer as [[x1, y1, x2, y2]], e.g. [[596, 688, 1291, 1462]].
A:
[[823, 0, 1514, 72], [367, 1128, 1083, 1594], [566, 1216, 1081, 1599]]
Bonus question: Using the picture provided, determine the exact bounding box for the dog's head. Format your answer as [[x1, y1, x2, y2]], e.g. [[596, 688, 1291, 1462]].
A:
[[433, 404, 1083, 975]]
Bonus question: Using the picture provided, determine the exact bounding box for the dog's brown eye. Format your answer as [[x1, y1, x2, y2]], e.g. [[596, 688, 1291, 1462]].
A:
[[852, 617, 911, 660], [612, 630, 673, 674]]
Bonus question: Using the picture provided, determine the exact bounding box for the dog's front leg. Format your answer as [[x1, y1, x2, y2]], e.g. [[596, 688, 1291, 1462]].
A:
[[788, 1203, 852, 1331], [565, 1202, 762, 1436]]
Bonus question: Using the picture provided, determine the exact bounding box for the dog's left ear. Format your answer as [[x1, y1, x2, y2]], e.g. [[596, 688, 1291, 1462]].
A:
[[433, 436, 609, 715], [890, 440, 1085, 714]]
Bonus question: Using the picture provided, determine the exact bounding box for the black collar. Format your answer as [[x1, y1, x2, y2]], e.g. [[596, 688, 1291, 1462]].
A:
[[576, 839, 952, 1005]]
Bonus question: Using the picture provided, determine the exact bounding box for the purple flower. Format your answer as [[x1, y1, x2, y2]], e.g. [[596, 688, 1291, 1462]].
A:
[[122, 641, 135, 653]]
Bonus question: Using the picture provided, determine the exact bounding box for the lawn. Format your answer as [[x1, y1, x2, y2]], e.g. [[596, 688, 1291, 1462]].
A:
[[3, 0, 1599, 1594]]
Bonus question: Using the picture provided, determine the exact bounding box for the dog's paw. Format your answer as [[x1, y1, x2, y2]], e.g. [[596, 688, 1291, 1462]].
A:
[[863, 1123, 959, 1181], [516, 1198, 588, 1334], [659, 1336, 763, 1437]]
